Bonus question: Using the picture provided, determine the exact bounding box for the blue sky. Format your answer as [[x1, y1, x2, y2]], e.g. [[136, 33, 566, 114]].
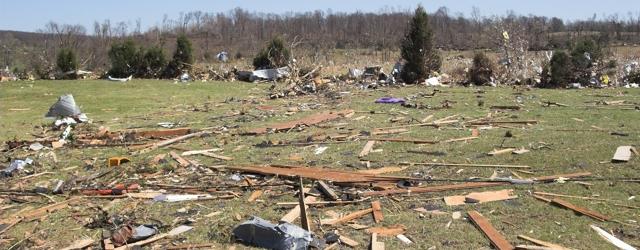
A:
[[2, 0, 639, 32]]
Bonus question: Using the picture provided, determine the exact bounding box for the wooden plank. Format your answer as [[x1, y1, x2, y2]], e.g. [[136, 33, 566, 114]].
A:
[[371, 128, 408, 136], [441, 136, 478, 143], [317, 181, 339, 201], [363, 172, 592, 197], [245, 109, 355, 135], [181, 148, 222, 156], [298, 177, 311, 232], [371, 201, 384, 223], [368, 138, 438, 144], [169, 151, 191, 167], [591, 225, 637, 250], [358, 167, 407, 175], [488, 148, 516, 156], [366, 225, 406, 236], [324, 208, 373, 225], [247, 190, 263, 202], [131, 128, 192, 139], [359, 141, 376, 158], [404, 162, 530, 169], [533, 195, 609, 221], [21, 197, 80, 221], [339, 234, 360, 247], [612, 146, 637, 162], [280, 196, 316, 223], [444, 189, 518, 206], [370, 233, 385, 250], [134, 131, 210, 154], [517, 235, 572, 250], [467, 210, 514, 250], [61, 238, 94, 250], [199, 152, 233, 161]]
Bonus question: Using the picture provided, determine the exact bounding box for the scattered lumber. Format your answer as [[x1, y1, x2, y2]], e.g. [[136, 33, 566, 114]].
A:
[[359, 141, 376, 158], [298, 177, 311, 232], [401, 162, 530, 169], [358, 166, 407, 175], [113, 225, 192, 250], [533, 195, 609, 221], [371, 200, 384, 223], [491, 105, 521, 110], [276, 199, 369, 206], [198, 152, 233, 161], [532, 192, 611, 202], [370, 233, 385, 250], [517, 235, 573, 250], [612, 146, 637, 162], [467, 210, 514, 250], [280, 196, 316, 223], [590, 225, 637, 250], [247, 190, 263, 202], [488, 148, 516, 156], [226, 165, 411, 184], [338, 234, 360, 247], [371, 128, 408, 136], [169, 151, 191, 167], [129, 128, 192, 139], [317, 181, 339, 201], [134, 131, 211, 154], [363, 172, 592, 197], [323, 208, 373, 225], [444, 189, 517, 206], [441, 136, 478, 143], [61, 238, 95, 250], [243, 109, 354, 135], [366, 225, 406, 236], [468, 120, 538, 125], [368, 137, 438, 144]]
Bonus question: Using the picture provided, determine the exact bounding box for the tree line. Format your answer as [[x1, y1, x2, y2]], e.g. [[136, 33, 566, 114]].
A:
[[1, 7, 640, 78]]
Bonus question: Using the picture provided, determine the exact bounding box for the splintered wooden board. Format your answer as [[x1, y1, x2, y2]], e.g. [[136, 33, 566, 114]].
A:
[[467, 210, 514, 250], [444, 189, 517, 206]]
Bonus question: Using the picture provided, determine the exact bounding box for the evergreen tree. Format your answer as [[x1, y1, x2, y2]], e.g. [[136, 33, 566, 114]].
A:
[[56, 48, 77, 74], [164, 34, 193, 77], [468, 52, 495, 85], [108, 39, 139, 77], [142, 46, 167, 78], [253, 37, 290, 69], [400, 6, 441, 83], [547, 50, 572, 88]]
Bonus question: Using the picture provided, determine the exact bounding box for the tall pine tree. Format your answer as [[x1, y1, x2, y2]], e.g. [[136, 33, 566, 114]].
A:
[[400, 6, 441, 84]]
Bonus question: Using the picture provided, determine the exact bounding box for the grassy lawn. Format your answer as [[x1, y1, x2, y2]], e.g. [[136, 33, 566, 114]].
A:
[[1, 79, 639, 249]]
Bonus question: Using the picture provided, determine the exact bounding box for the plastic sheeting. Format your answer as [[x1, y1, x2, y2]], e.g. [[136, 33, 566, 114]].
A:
[[233, 216, 312, 250], [251, 67, 290, 81], [45, 94, 82, 118]]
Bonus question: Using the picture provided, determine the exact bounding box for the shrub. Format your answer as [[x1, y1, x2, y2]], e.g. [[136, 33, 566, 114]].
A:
[[164, 34, 194, 78], [253, 37, 290, 69], [141, 46, 167, 78], [542, 50, 573, 88], [468, 52, 495, 85], [56, 48, 77, 79], [626, 70, 640, 84], [108, 40, 140, 77], [400, 6, 441, 84], [570, 39, 602, 84]]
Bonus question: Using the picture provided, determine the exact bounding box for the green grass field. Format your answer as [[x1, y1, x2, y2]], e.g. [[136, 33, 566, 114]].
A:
[[1, 79, 639, 249]]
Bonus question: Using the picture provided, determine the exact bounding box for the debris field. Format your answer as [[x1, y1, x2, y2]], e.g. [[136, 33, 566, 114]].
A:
[[1, 80, 639, 249]]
